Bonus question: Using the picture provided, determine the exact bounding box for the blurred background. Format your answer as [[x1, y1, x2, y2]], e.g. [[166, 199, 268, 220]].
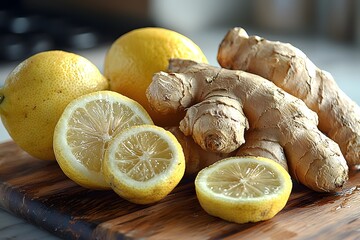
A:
[[1, 0, 360, 143]]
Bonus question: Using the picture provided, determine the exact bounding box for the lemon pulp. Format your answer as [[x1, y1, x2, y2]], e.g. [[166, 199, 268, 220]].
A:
[[206, 161, 282, 198], [114, 130, 173, 181]]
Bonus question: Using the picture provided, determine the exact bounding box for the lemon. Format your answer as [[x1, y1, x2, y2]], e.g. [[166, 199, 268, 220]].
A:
[[195, 156, 292, 223], [0, 50, 109, 160], [104, 27, 208, 126], [53, 91, 153, 189], [103, 124, 185, 204]]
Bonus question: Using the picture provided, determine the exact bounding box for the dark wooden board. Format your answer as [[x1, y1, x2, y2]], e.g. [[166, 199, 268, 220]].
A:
[[1, 141, 360, 240]]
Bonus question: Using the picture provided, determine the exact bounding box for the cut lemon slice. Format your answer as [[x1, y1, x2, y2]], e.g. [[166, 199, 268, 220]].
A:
[[103, 125, 185, 204], [195, 156, 292, 223], [53, 90, 153, 189]]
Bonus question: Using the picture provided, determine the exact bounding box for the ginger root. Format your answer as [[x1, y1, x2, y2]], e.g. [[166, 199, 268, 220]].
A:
[[236, 130, 288, 171], [166, 127, 234, 176], [218, 27, 360, 166], [146, 59, 348, 192]]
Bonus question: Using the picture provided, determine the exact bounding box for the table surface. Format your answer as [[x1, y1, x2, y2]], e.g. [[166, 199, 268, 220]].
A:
[[1, 27, 360, 239]]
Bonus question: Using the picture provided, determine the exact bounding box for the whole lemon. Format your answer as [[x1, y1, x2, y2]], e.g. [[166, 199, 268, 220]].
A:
[[0, 50, 109, 160], [104, 27, 208, 126]]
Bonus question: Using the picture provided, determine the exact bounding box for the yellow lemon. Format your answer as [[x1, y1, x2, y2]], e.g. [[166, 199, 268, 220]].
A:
[[0, 50, 108, 160], [103, 124, 185, 204], [195, 156, 292, 223], [104, 27, 208, 126], [53, 91, 153, 189]]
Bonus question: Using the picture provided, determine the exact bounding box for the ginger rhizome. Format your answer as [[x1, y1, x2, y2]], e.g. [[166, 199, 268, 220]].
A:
[[146, 59, 348, 192], [166, 127, 234, 176], [236, 130, 288, 171], [218, 27, 360, 166]]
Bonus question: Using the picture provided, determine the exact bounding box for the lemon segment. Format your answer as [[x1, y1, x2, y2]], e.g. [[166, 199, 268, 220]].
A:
[[103, 125, 185, 204], [195, 156, 292, 223], [53, 91, 153, 190]]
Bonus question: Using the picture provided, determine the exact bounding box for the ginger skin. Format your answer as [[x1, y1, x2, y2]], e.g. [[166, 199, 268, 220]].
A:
[[166, 127, 234, 176], [218, 27, 360, 166], [236, 130, 288, 171], [146, 59, 348, 192]]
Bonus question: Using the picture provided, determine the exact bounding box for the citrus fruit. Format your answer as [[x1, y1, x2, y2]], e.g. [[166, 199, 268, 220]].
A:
[[103, 124, 185, 204], [53, 91, 153, 189], [104, 27, 208, 126], [195, 156, 292, 223], [0, 50, 109, 160]]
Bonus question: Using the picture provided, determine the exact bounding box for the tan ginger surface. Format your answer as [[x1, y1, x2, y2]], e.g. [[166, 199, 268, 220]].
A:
[[236, 130, 288, 171], [166, 127, 234, 176], [146, 59, 348, 192], [218, 27, 360, 166]]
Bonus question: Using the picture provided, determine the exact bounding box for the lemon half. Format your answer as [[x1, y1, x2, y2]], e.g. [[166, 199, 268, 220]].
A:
[[53, 91, 153, 189], [103, 125, 185, 204], [195, 156, 292, 223]]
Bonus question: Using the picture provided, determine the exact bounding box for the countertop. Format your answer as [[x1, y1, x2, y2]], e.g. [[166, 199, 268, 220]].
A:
[[0, 27, 360, 239]]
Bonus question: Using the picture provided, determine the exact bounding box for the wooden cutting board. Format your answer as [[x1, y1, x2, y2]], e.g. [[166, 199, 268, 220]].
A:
[[1, 141, 360, 240]]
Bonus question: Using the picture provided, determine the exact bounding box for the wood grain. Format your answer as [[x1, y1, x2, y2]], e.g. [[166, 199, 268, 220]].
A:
[[1, 141, 360, 240]]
